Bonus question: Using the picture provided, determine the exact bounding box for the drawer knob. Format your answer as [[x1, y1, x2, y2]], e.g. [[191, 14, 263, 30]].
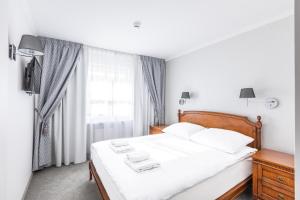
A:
[[277, 176, 285, 183], [278, 193, 285, 200]]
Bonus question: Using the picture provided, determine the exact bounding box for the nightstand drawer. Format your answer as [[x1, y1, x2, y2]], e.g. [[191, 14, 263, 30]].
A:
[[261, 165, 294, 189], [261, 181, 294, 198], [261, 184, 294, 200]]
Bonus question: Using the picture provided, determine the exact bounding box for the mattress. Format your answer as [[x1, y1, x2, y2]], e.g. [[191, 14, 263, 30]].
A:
[[91, 135, 254, 200], [171, 158, 252, 200]]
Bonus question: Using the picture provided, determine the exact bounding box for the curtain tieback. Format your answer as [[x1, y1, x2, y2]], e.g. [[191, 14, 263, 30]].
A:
[[34, 108, 49, 135], [42, 123, 49, 135], [34, 108, 43, 119]]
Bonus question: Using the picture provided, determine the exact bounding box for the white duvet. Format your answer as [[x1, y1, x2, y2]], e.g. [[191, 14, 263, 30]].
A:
[[91, 134, 256, 200]]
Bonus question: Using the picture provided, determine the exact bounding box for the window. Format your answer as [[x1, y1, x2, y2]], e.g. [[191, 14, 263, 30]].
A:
[[86, 47, 136, 123]]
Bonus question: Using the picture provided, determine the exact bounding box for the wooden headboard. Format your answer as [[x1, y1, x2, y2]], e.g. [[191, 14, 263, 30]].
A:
[[178, 110, 262, 149]]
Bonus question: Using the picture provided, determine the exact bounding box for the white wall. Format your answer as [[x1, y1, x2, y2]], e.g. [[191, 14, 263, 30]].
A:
[[166, 17, 294, 154], [0, 0, 9, 199], [295, 0, 300, 197], [3, 0, 36, 199]]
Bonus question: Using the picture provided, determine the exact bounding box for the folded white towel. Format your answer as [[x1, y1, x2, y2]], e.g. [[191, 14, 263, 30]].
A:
[[126, 151, 150, 163], [110, 145, 134, 153], [111, 139, 129, 147], [125, 159, 160, 172]]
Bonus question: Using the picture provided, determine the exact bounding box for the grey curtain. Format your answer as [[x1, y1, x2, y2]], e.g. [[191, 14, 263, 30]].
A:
[[140, 56, 166, 125], [33, 37, 82, 171]]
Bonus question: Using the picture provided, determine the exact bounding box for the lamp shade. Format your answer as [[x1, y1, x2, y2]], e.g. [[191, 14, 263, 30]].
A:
[[239, 88, 255, 98], [18, 35, 44, 56], [181, 92, 190, 99]]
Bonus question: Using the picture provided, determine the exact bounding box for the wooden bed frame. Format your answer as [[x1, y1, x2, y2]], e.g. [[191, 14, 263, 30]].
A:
[[89, 110, 262, 200]]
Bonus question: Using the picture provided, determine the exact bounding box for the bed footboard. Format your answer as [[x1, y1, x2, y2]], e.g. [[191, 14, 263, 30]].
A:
[[89, 161, 110, 200]]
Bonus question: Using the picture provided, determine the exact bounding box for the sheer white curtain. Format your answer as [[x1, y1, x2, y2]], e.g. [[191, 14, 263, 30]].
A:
[[85, 46, 140, 155]]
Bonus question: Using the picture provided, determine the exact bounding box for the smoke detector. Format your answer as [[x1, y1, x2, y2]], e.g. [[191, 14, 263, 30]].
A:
[[133, 21, 141, 29]]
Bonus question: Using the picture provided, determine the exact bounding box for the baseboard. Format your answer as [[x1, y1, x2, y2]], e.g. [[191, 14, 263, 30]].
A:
[[21, 173, 32, 200]]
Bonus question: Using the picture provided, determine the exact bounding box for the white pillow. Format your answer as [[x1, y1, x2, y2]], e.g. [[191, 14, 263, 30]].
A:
[[190, 128, 254, 153], [163, 122, 206, 139]]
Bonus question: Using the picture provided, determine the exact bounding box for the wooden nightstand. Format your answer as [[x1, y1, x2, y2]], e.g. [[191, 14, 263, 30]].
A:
[[149, 125, 168, 135], [252, 149, 294, 200]]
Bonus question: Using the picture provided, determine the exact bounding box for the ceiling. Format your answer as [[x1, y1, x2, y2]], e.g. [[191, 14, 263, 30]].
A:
[[26, 0, 293, 60]]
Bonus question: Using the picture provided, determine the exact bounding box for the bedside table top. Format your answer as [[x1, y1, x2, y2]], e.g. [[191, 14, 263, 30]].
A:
[[151, 125, 168, 129], [253, 149, 294, 170], [149, 125, 169, 135]]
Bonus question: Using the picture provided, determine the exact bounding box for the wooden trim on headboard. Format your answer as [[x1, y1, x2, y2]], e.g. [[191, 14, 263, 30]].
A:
[[177, 110, 262, 149]]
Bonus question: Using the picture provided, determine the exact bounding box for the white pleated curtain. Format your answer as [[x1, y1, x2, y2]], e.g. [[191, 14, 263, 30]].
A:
[[133, 58, 155, 136]]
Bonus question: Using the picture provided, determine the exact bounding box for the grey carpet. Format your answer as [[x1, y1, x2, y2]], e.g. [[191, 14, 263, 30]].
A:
[[25, 162, 101, 200], [25, 162, 252, 200]]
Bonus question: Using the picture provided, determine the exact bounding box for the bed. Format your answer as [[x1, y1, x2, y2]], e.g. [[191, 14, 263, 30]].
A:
[[89, 110, 262, 200]]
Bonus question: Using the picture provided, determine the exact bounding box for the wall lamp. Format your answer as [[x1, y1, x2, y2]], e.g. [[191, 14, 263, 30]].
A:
[[9, 35, 44, 60], [179, 92, 190, 105], [239, 88, 255, 106], [239, 88, 279, 109]]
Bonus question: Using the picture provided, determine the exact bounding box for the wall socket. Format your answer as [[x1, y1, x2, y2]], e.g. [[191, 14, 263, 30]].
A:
[[9, 44, 16, 61]]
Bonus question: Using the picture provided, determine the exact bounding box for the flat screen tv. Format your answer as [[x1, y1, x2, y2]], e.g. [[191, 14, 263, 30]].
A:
[[23, 57, 42, 95]]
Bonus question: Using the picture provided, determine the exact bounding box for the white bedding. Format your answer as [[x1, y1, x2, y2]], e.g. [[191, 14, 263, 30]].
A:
[[91, 134, 256, 200]]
